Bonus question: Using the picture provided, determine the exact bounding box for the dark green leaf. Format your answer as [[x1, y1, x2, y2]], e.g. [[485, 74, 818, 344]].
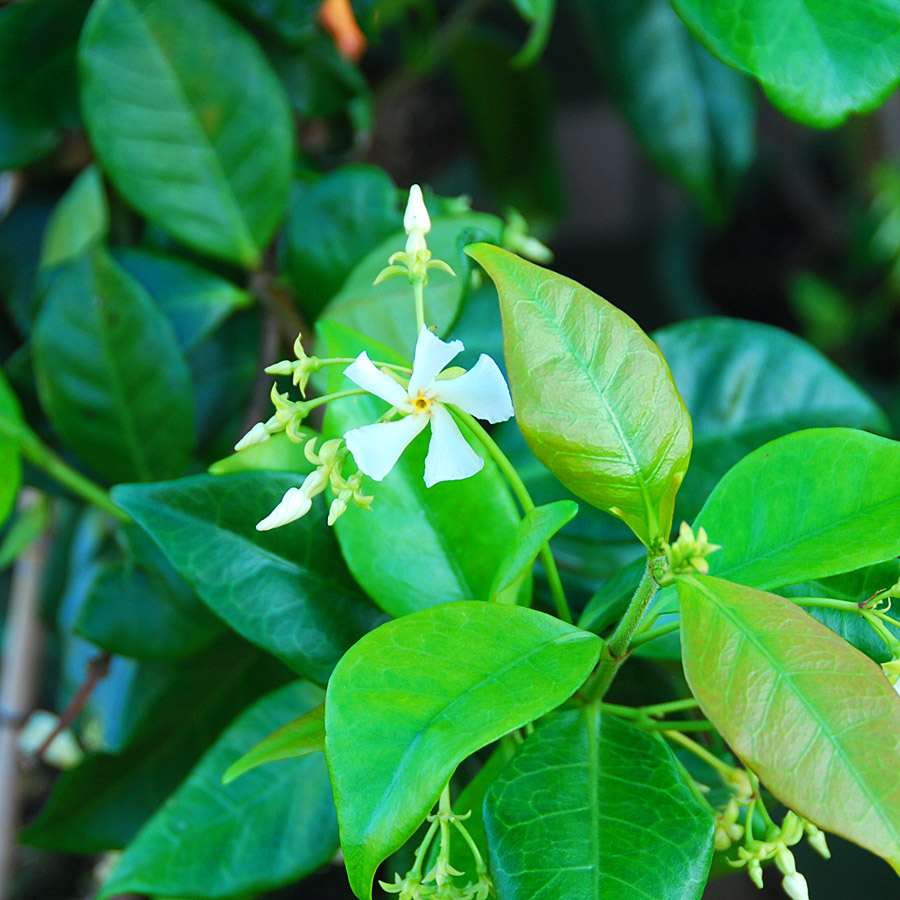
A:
[[671, 0, 900, 126], [216, 0, 319, 44], [32, 248, 194, 483], [97, 682, 336, 900], [578, 556, 646, 635], [112, 472, 381, 683], [279, 166, 400, 320], [578, 0, 754, 218], [0, 368, 23, 527], [40, 166, 109, 270], [326, 602, 602, 900], [222, 701, 324, 784], [0, 495, 50, 570], [79, 0, 294, 266], [467, 244, 692, 548], [485, 707, 714, 900], [679, 575, 900, 869]]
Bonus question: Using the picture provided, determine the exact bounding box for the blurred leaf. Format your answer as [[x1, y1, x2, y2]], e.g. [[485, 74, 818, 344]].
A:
[[112, 472, 382, 683], [450, 31, 562, 222], [468, 244, 692, 548], [0, 198, 53, 336], [679, 575, 900, 869], [485, 708, 714, 900], [0, 368, 23, 528], [318, 322, 523, 617], [697, 429, 900, 589], [788, 272, 856, 354], [325, 602, 602, 900], [325, 212, 501, 355], [655, 318, 888, 522], [216, 0, 319, 44], [280, 166, 400, 320], [32, 248, 194, 483], [0, 0, 87, 169], [39, 166, 109, 271], [671, 0, 900, 127], [0, 495, 50, 570], [80, 0, 294, 267], [508, 0, 555, 67], [579, 0, 754, 218], [97, 682, 337, 900], [222, 701, 324, 784], [114, 248, 252, 353], [209, 430, 316, 475]]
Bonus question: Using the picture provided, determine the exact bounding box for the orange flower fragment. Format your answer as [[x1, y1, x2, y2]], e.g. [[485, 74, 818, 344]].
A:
[[318, 0, 366, 61]]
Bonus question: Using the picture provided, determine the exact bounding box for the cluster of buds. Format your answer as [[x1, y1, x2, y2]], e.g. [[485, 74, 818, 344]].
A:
[[264, 333, 321, 398], [256, 438, 372, 531], [502, 208, 553, 264], [714, 798, 745, 851], [665, 522, 722, 577]]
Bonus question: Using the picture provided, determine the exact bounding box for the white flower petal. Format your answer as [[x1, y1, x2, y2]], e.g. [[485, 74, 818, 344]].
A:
[[433, 354, 514, 423], [256, 487, 312, 531], [408, 327, 463, 395], [403, 184, 431, 234], [343, 352, 409, 409], [345, 415, 428, 481], [424, 404, 484, 487]]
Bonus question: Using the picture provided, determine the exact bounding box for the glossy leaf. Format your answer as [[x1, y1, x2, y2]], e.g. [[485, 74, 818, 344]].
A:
[[97, 682, 336, 900], [671, 0, 900, 127], [467, 244, 692, 547], [115, 248, 252, 353], [318, 322, 522, 617], [490, 500, 578, 601], [679, 575, 900, 868], [485, 707, 714, 900], [112, 472, 382, 683], [578, 0, 754, 218], [325, 213, 502, 355], [697, 429, 900, 589], [655, 318, 888, 521], [222, 702, 324, 784], [79, 0, 294, 266], [32, 249, 194, 484], [325, 602, 602, 900], [40, 166, 109, 270], [0, 369, 23, 528], [279, 166, 400, 320]]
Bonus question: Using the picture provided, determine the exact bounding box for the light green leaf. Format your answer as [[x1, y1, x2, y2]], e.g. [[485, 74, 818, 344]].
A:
[[467, 244, 692, 548], [325, 602, 602, 900], [32, 248, 194, 484], [697, 428, 900, 589], [0, 369, 23, 528], [679, 575, 900, 868], [79, 0, 294, 266], [484, 707, 714, 900], [112, 472, 382, 684], [97, 681, 336, 900], [222, 702, 324, 785], [0, 495, 50, 570], [490, 499, 577, 601], [209, 431, 316, 476], [670, 0, 900, 127], [40, 166, 108, 270]]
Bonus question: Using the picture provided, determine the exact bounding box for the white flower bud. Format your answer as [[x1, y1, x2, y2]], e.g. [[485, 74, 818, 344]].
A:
[[327, 497, 347, 526], [256, 487, 312, 531], [234, 421, 269, 451], [782, 871, 810, 900], [403, 184, 431, 235], [807, 827, 830, 859]]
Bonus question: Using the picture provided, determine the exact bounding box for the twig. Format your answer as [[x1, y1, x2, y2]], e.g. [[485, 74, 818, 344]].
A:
[[0, 490, 50, 900]]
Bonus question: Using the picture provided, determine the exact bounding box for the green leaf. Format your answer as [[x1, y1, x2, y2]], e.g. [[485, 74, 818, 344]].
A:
[[325, 602, 602, 900], [578, 0, 754, 218], [490, 500, 578, 601], [484, 707, 714, 900], [112, 472, 382, 683], [578, 556, 647, 635], [0, 496, 50, 570], [0, 0, 87, 169], [209, 431, 316, 475], [678, 574, 900, 868], [0, 369, 23, 528], [317, 322, 523, 617], [79, 0, 294, 267], [670, 0, 900, 127], [467, 244, 692, 548], [325, 212, 502, 356], [655, 317, 888, 521], [279, 166, 400, 320], [508, 0, 554, 67], [32, 248, 194, 484], [97, 681, 336, 900], [114, 248, 252, 353], [222, 701, 324, 784], [39, 166, 109, 271], [216, 0, 319, 44], [697, 428, 900, 589]]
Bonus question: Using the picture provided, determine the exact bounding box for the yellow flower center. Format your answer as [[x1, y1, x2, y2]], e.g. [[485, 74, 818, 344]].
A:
[[412, 393, 432, 414]]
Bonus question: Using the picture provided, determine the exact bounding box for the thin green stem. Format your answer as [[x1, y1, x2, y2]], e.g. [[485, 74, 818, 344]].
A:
[[639, 719, 713, 733], [862, 609, 899, 653], [641, 697, 700, 716], [304, 388, 367, 411], [630, 618, 681, 648], [747, 771, 777, 833], [413, 278, 426, 334], [316, 357, 412, 374], [664, 729, 736, 779], [0, 418, 128, 522], [455, 411, 572, 624]]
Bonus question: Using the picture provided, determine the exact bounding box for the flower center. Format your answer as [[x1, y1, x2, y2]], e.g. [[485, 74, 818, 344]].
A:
[[412, 392, 432, 414]]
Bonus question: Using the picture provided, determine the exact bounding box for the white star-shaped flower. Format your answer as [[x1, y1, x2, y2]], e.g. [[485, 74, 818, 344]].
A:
[[343, 327, 514, 487]]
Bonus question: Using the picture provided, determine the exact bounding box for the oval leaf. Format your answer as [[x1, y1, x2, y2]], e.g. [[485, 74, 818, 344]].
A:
[[679, 574, 900, 868], [39, 165, 108, 270], [467, 243, 692, 547], [79, 0, 294, 266], [0, 369, 23, 528], [325, 602, 602, 900], [485, 707, 714, 900]]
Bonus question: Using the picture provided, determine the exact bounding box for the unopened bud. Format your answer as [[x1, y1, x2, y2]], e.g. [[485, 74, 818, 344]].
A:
[[235, 421, 269, 451], [806, 825, 830, 859], [748, 859, 764, 890], [782, 871, 810, 900], [403, 184, 431, 234]]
